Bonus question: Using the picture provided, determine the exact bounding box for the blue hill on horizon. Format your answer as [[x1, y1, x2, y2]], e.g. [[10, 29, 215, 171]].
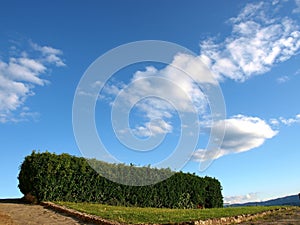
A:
[[228, 194, 300, 207]]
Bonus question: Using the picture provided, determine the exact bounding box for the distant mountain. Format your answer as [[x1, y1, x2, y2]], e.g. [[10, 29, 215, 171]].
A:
[[228, 194, 300, 207]]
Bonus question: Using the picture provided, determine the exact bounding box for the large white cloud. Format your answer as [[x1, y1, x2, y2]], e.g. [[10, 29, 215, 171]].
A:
[[200, 2, 300, 82], [193, 115, 278, 162], [0, 41, 65, 123], [102, 53, 216, 137]]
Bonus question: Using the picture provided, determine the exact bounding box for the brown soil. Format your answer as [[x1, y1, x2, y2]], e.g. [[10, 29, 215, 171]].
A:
[[0, 199, 95, 225], [0, 211, 15, 225], [237, 207, 300, 225]]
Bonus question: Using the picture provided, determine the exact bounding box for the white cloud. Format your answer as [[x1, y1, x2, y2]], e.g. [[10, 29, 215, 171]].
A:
[[279, 114, 300, 126], [102, 53, 216, 137], [200, 2, 300, 82], [3, 57, 47, 85], [0, 41, 65, 123], [269, 118, 280, 126], [0, 106, 40, 123], [269, 114, 300, 127], [224, 192, 260, 204], [31, 42, 66, 67], [276, 75, 290, 83], [193, 115, 278, 162], [272, 0, 280, 6], [294, 0, 300, 13], [133, 119, 173, 137]]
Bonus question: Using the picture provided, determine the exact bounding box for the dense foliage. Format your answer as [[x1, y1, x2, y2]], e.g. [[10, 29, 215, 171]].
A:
[[18, 151, 223, 208]]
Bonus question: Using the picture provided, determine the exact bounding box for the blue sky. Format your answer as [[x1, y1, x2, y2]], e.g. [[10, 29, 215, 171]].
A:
[[1, 0, 300, 204]]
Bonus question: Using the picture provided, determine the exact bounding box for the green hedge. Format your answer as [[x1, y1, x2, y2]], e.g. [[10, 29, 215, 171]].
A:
[[18, 151, 223, 208]]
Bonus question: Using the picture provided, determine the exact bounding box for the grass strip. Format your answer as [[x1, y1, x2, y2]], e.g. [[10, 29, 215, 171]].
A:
[[55, 202, 284, 224]]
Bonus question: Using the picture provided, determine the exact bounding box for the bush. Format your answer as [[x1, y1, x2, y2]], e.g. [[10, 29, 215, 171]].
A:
[[18, 151, 223, 208]]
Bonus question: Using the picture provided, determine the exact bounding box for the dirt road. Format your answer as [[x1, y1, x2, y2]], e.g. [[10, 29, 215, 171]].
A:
[[0, 199, 95, 225], [237, 207, 300, 225]]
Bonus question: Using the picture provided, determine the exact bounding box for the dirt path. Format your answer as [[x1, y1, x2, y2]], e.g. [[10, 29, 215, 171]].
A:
[[0, 199, 95, 225], [0, 211, 15, 225], [237, 207, 300, 225]]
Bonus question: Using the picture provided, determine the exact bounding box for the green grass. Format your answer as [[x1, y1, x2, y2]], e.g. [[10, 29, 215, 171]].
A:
[[55, 202, 284, 224]]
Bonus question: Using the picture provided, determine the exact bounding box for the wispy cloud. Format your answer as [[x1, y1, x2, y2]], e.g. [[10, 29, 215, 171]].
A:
[[293, 0, 300, 13], [31, 42, 66, 67], [270, 114, 300, 126], [276, 67, 300, 83], [200, 2, 300, 82], [193, 115, 278, 162], [0, 41, 65, 123], [276, 75, 290, 84]]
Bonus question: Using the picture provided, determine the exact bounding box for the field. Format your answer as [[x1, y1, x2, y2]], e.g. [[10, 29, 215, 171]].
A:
[[56, 202, 284, 224]]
